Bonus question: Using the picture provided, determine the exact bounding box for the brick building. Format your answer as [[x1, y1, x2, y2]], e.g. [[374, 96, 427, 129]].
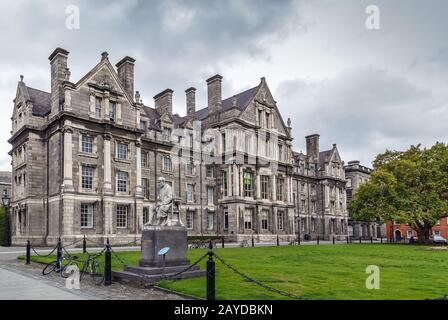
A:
[[9, 48, 349, 246]]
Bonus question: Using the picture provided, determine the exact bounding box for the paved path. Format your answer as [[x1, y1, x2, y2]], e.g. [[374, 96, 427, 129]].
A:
[[0, 264, 86, 300]]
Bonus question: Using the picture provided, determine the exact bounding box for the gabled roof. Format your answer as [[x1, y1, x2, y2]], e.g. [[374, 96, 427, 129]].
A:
[[319, 150, 333, 169], [25, 86, 51, 117]]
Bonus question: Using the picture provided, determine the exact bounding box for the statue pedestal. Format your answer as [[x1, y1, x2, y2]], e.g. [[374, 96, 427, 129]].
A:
[[113, 225, 205, 284], [139, 226, 190, 267]]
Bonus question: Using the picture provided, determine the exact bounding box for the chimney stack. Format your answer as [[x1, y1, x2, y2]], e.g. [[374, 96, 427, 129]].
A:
[[154, 89, 173, 115], [49, 48, 70, 115], [305, 134, 320, 163], [206, 74, 222, 115], [185, 87, 196, 118], [116, 56, 136, 100]]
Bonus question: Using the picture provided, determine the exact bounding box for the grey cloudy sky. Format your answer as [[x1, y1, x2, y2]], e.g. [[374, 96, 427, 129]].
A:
[[0, 0, 447, 169]]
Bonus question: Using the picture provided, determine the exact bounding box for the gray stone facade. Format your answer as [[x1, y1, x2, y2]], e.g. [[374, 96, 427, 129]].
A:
[[9, 48, 349, 246], [344, 160, 386, 239]]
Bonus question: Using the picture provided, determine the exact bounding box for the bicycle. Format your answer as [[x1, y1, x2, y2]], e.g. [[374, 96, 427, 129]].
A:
[[79, 252, 105, 285], [240, 240, 249, 247], [42, 254, 79, 278]]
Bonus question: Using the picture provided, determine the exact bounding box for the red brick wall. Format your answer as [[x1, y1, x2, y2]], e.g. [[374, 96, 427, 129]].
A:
[[386, 218, 448, 241]]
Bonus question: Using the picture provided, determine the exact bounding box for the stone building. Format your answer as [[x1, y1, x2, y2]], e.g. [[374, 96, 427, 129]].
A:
[[344, 160, 385, 239], [0, 171, 12, 200], [8, 48, 349, 246]]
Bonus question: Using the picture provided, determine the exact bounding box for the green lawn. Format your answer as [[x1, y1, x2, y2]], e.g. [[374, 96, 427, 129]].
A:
[[22, 244, 448, 300]]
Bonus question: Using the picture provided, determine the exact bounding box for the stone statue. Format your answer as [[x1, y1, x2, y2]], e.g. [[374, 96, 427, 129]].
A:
[[145, 177, 183, 227]]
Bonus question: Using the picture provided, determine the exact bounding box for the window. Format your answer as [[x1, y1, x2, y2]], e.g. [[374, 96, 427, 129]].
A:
[[223, 210, 229, 230], [186, 161, 194, 175], [301, 199, 306, 211], [117, 143, 128, 160], [188, 133, 194, 149], [186, 210, 194, 229], [223, 171, 228, 196], [265, 112, 270, 128], [207, 211, 214, 230], [276, 177, 284, 201], [261, 210, 268, 230], [277, 211, 284, 230], [142, 178, 149, 199], [311, 218, 316, 232], [116, 205, 128, 228], [163, 127, 171, 141], [221, 133, 226, 153], [186, 184, 194, 202], [434, 230, 441, 236], [244, 208, 253, 229], [117, 171, 128, 192], [278, 144, 283, 161], [80, 203, 93, 228], [257, 110, 262, 126], [95, 97, 102, 118], [206, 166, 214, 178], [81, 135, 93, 154], [81, 165, 93, 190], [245, 134, 252, 153], [261, 176, 270, 199], [140, 120, 146, 130], [109, 101, 116, 121], [163, 156, 172, 172], [311, 200, 316, 213], [243, 171, 254, 197], [141, 151, 148, 168], [143, 207, 150, 225], [207, 187, 214, 205]]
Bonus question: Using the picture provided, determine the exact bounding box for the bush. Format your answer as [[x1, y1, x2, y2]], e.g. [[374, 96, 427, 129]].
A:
[[0, 206, 11, 246]]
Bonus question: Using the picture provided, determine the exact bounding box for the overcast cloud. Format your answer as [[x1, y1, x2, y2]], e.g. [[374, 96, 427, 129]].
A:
[[0, 0, 447, 169]]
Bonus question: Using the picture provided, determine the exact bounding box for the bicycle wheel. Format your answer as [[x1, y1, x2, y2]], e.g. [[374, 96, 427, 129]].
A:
[[61, 261, 79, 278], [42, 261, 57, 275], [91, 260, 104, 285]]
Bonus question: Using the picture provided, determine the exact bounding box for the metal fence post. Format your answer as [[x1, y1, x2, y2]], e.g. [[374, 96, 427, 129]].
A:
[[26, 240, 31, 265], [277, 235, 280, 246], [104, 238, 112, 286], [221, 237, 225, 248], [252, 234, 254, 247], [333, 236, 335, 245], [380, 237, 383, 244], [346, 236, 349, 244], [206, 241, 215, 300], [317, 236, 320, 245], [359, 237, 362, 244], [83, 235, 87, 253], [370, 236, 373, 244], [56, 238, 62, 270]]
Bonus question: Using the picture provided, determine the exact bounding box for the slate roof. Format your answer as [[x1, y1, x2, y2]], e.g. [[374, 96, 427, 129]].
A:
[[26, 86, 51, 117], [319, 150, 332, 169]]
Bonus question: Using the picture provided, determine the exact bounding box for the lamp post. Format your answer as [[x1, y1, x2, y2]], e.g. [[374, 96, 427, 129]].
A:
[[2, 194, 11, 247]]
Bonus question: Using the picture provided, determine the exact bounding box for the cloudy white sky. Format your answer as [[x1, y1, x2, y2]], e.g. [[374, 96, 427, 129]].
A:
[[0, 0, 447, 169]]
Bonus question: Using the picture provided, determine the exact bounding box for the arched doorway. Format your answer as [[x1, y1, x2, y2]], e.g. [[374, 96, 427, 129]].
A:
[[395, 230, 402, 242]]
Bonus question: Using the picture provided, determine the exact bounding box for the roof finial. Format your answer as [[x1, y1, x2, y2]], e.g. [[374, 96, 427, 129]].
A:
[[135, 91, 141, 103], [101, 51, 109, 61], [232, 95, 237, 108], [287, 117, 291, 127], [20, 75, 24, 82]]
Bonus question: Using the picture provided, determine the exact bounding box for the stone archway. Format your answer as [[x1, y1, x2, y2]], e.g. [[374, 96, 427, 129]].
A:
[[395, 230, 402, 242]]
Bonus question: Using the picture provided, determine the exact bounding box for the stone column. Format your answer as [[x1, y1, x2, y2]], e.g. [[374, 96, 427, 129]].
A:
[[103, 133, 112, 191], [89, 90, 96, 116], [136, 139, 142, 195], [104, 92, 110, 120], [272, 175, 277, 201], [233, 164, 239, 196], [324, 182, 329, 210], [256, 173, 261, 199], [62, 126, 74, 191], [228, 166, 233, 197]]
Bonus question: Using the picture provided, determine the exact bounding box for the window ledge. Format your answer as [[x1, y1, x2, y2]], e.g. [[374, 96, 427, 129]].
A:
[[79, 152, 98, 159], [115, 158, 131, 164]]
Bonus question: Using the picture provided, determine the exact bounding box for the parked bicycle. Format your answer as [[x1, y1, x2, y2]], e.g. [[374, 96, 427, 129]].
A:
[[240, 240, 249, 247], [42, 254, 78, 277], [42, 252, 104, 285]]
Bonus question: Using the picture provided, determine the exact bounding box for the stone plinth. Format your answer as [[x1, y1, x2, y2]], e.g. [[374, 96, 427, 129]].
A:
[[113, 225, 205, 285], [139, 225, 190, 267]]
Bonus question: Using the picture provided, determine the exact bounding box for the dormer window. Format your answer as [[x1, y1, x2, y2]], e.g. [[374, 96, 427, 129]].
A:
[[162, 127, 171, 141], [140, 120, 146, 130], [109, 101, 116, 121], [95, 97, 102, 118]]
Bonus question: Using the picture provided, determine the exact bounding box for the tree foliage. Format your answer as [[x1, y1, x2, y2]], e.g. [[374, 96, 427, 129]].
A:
[[349, 142, 448, 242]]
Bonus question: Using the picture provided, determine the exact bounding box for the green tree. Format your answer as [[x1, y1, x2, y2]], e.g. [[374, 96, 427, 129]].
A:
[[0, 206, 11, 246], [349, 143, 448, 243]]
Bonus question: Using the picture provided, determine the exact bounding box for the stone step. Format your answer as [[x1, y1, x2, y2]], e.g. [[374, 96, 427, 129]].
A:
[[124, 265, 200, 275]]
